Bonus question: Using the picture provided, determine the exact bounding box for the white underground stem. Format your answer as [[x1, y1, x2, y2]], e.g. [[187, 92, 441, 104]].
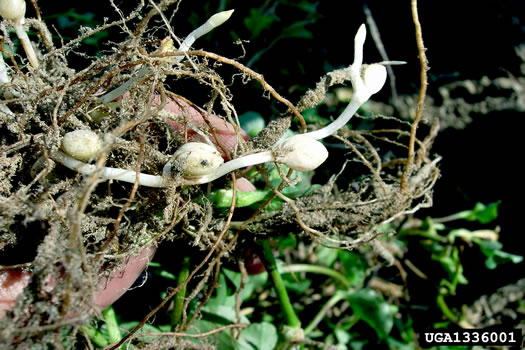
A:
[[53, 149, 276, 187], [176, 31, 198, 54], [98, 10, 233, 105], [0, 53, 13, 115], [97, 26, 201, 104], [97, 66, 150, 105], [98, 166, 167, 188], [53, 151, 168, 188], [0, 54, 9, 84], [0, 104, 13, 115], [183, 150, 274, 185], [303, 98, 365, 140], [0, 54, 14, 115], [59, 23, 378, 186], [215, 151, 274, 178], [14, 24, 38, 69], [302, 23, 373, 141]]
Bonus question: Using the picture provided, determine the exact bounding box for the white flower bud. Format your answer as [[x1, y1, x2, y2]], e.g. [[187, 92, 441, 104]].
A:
[[0, 0, 26, 23], [275, 134, 328, 172], [61, 130, 103, 162], [172, 142, 224, 177], [362, 64, 387, 95]]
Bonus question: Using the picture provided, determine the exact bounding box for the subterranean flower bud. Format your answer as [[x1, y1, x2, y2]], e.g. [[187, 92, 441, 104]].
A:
[[172, 142, 224, 177], [61, 130, 103, 162], [276, 134, 328, 172], [0, 0, 26, 23]]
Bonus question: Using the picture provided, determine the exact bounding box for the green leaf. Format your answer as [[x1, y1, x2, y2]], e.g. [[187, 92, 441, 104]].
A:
[[201, 273, 251, 325], [474, 238, 524, 269], [494, 250, 522, 264], [156, 269, 177, 280], [303, 184, 322, 196], [293, 1, 319, 14], [201, 291, 250, 325], [282, 183, 321, 199], [222, 268, 268, 303], [266, 196, 283, 211], [271, 170, 310, 193], [237, 323, 278, 350], [223, 268, 242, 290], [201, 305, 244, 324], [386, 336, 418, 350], [474, 238, 502, 254], [279, 20, 314, 40], [347, 289, 394, 339], [315, 245, 339, 266], [239, 111, 266, 137], [190, 319, 237, 348], [282, 272, 311, 294], [210, 189, 271, 208], [334, 328, 351, 345], [464, 201, 501, 224], [118, 322, 163, 342], [244, 9, 275, 38], [83, 324, 109, 347], [338, 251, 367, 287], [277, 234, 297, 249], [302, 107, 331, 125], [431, 246, 468, 289], [83, 31, 109, 46], [102, 306, 121, 344], [259, 165, 320, 210]]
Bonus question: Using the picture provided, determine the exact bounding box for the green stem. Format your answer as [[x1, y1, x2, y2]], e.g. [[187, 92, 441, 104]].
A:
[[172, 255, 191, 328], [260, 240, 301, 328], [304, 291, 346, 336], [98, 67, 151, 105], [431, 211, 470, 223], [436, 292, 458, 322], [281, 264, 350, 289], [102, 306, 122, 345], [83, 324, 109, 347]]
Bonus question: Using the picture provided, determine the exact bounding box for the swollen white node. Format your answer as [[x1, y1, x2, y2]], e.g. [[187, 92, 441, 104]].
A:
[[171, 142, 224, 177], [61, 130, 103, 162], [0, 0, 26, 23], [275, 134, 328, 172]]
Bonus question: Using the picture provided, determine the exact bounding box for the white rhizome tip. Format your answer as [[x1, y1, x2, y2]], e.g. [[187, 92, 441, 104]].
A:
[[353, 23, 367, 67], [208, 9, 235, 28]]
